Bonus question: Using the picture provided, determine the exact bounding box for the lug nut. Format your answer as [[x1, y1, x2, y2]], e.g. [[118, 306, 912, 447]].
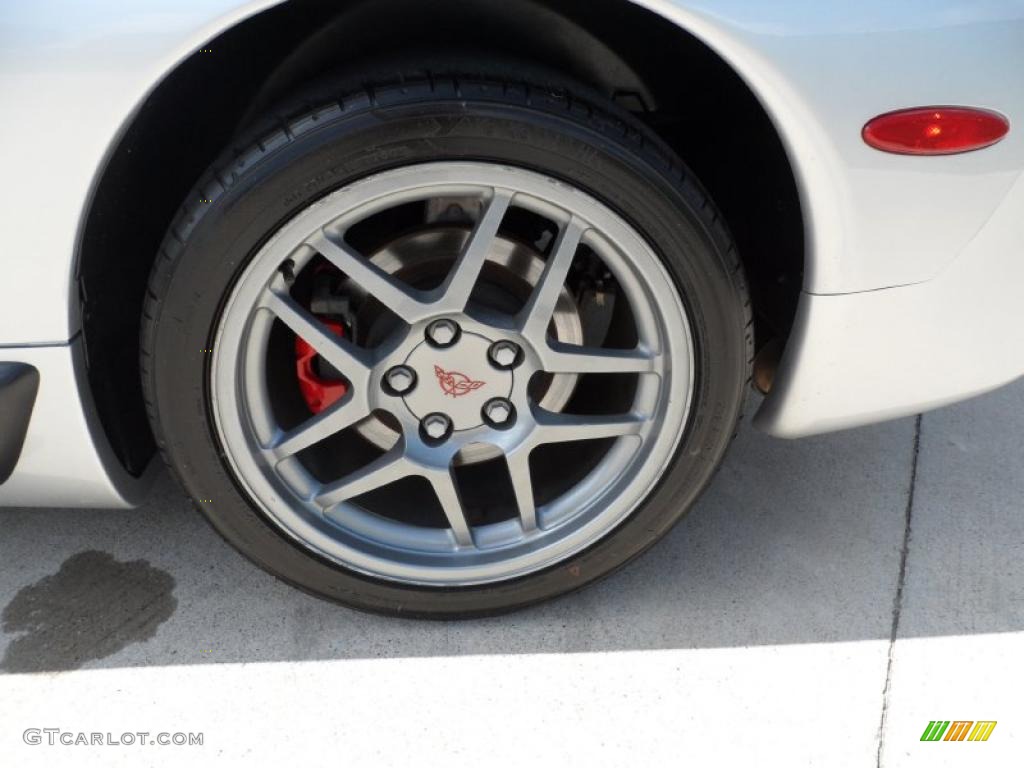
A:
[[482, 398, 516, 428], [488, 340, 522, 369], [426, 319, 460, 347], [383, 365, 416, 395], [421, 412, 453, 442]]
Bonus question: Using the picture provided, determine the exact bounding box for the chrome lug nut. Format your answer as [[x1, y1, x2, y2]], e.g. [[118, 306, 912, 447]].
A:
[[421, 412, 453, 442], [425, 319, 460, 347], [488, 340, 522, 369], [383, 365, 417, 395], [482, 398, 516, 429]]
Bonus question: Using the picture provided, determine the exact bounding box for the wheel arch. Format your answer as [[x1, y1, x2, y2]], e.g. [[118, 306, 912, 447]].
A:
[[76, 0, 806, 475]]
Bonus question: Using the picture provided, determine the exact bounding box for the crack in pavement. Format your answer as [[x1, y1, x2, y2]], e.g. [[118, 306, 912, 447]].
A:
[[875, 414, 922, 767]]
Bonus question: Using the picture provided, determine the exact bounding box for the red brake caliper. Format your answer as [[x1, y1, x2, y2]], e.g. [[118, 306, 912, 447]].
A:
[[294, 319, 348, 413]]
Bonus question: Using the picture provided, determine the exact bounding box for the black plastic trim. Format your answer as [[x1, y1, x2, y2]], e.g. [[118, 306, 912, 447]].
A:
[[0, 363, 40, 485]]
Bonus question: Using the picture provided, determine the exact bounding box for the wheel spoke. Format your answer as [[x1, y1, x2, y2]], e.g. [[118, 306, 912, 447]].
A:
[[269, 392, 371, 459], [308, 231, 431, 323], [504, 448, 537, 533], [315, 447, 411, 509], [435, 189, 514, 312], [517, 216, 586, 342], [540, 341, 658, 374], [262, 291, 372, 374], [533, 410, 646, 445], [426, 470, 475, 547]]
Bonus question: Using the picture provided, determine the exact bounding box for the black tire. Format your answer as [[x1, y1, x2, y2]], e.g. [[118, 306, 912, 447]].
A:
[[141, 73, 752, 618]]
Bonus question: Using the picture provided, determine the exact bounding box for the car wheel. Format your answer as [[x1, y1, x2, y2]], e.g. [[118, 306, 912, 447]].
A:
[[141, 73, 752, 617]]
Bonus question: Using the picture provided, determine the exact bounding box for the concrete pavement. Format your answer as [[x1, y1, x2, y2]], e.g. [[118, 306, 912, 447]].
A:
[[0, 381, 1021, 766]]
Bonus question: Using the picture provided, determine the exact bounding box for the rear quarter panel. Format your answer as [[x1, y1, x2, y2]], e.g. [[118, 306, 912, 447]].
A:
[[1, 0, 1022, 337]]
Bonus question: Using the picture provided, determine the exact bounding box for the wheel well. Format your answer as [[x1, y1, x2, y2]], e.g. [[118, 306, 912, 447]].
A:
[[79, 0, 803, 475]]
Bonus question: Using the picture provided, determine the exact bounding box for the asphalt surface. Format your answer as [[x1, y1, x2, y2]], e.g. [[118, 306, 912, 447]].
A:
[[0, 381, 1021, 766]]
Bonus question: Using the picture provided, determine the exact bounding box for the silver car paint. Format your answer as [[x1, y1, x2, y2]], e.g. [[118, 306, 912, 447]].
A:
[[0, 340, 153, 506], [756, 168, 1024, 437], [1, 0, 1023, 505]]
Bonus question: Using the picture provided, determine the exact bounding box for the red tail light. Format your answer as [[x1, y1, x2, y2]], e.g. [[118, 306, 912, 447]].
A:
[[862, 107, 1009, 155]]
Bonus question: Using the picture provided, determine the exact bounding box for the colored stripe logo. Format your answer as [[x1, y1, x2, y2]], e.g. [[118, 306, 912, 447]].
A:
[[921, 721, 996, 742]]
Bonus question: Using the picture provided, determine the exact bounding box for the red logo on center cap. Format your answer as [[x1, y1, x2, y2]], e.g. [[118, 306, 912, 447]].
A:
[[434, 365, 486, 398]]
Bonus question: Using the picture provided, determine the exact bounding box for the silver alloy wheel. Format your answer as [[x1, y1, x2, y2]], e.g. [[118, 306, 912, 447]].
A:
[[211, 162, 694, 585]]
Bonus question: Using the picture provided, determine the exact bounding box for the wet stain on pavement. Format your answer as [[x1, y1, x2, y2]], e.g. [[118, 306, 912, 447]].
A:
[[1, 550, 176, 673]]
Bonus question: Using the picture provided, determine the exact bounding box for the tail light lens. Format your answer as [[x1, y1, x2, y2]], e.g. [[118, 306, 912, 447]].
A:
[[863, 107, 1009, 155]]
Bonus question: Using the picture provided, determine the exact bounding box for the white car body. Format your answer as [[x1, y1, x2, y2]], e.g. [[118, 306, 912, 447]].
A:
[[2, 0, 1023, 507]]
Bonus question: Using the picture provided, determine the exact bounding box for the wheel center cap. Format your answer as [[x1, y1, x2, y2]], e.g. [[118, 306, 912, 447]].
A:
[[402, 332, 513, 430]]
